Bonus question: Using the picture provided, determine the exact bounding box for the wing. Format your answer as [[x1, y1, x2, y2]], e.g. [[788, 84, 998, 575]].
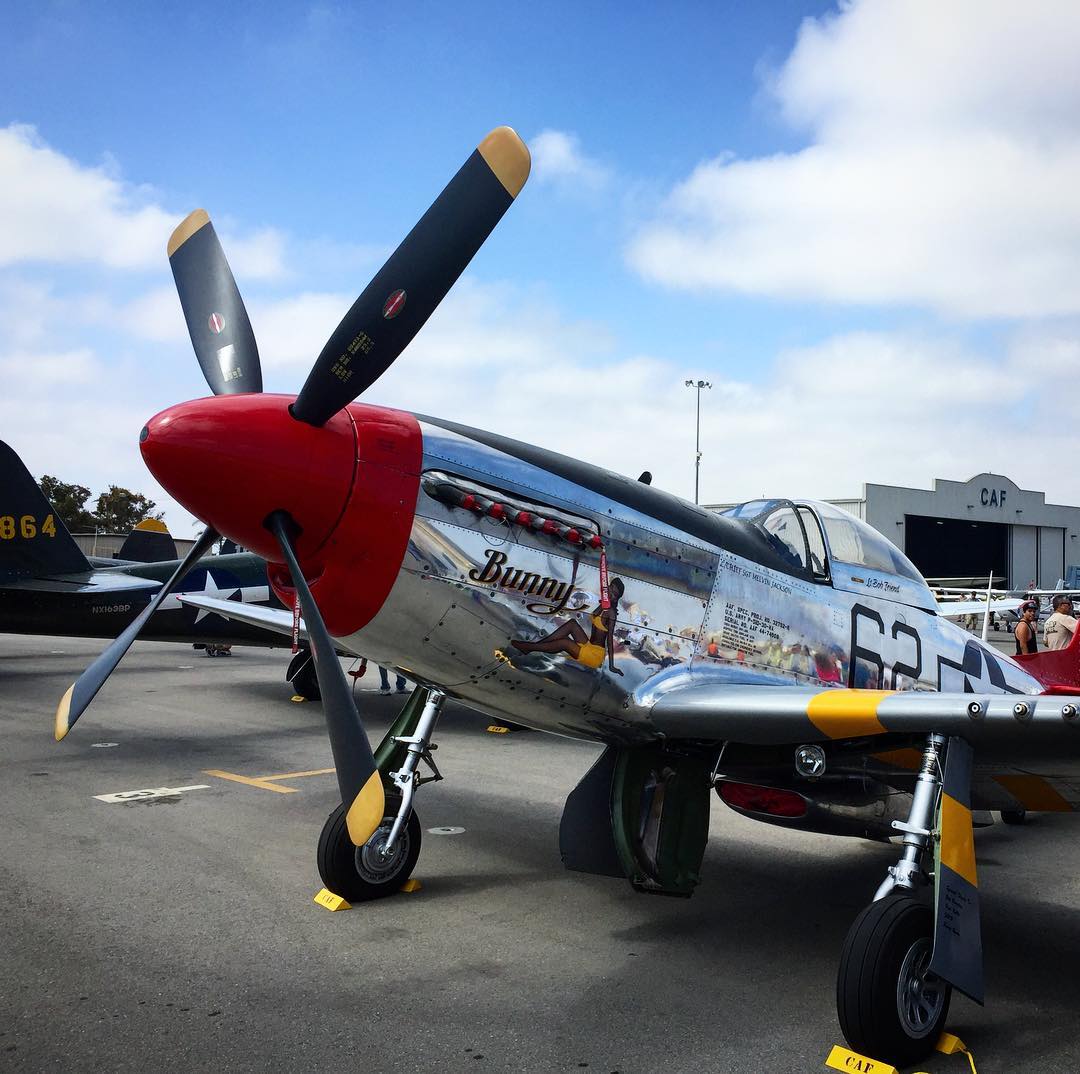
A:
[[936, 598, 1023, 618], [648, 683, 1080, 747], [175, 594, 306, 642]]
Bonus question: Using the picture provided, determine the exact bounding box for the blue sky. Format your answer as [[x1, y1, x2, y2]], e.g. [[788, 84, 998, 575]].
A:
[[2, 1, 1079, 533]]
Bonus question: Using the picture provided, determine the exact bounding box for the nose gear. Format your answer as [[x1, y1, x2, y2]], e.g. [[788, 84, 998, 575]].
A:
[[381, 689, 446, 857]]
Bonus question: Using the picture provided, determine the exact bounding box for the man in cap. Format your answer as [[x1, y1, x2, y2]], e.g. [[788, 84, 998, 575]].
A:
[[1015, 600, 1039, 655], [1043, 595, 1079, 651]]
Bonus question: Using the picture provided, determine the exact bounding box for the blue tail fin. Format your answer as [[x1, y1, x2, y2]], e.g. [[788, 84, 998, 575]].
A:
[[117, 519, 177, 563], [0, 441, 91, 581]]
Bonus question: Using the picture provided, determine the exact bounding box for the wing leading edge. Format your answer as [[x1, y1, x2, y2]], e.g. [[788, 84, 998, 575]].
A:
[[648, 683, 1080, 747]]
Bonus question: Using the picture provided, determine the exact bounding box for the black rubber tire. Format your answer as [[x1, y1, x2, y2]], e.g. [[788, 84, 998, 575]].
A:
[[317, 803, 421, 902], [837, 895, 951, 1066], [291, 659, 321, 701], [1001, 809, 1027, 825]]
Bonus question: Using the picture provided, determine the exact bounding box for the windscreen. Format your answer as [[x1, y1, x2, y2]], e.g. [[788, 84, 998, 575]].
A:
[[811, 501, 924, 582]]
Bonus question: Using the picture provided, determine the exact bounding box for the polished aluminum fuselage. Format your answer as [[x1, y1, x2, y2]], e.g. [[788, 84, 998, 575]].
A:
[[340, 418, 1080, 803]]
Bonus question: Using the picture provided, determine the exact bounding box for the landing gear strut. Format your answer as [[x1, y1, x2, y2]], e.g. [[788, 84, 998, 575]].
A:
[[317, 689, 446, 901], [837, 733, 952, 1065]]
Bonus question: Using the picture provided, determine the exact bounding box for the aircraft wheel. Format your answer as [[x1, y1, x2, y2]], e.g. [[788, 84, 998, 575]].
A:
[[317, 802, 421, 902], [1001, 809, 1027, 825], [837, 895, 951, 1066], [292, 658, 321, 700]]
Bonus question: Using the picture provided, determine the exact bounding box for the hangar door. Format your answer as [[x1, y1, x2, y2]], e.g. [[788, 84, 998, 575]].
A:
[[903, 514, 1009, 586]]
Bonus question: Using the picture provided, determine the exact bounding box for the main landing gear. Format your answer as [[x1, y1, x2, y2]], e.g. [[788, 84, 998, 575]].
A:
[[317, 689, 446, 901], [837, 733, 951, 1066]]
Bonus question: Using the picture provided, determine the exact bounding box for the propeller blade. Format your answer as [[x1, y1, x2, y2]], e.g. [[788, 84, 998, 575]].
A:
[[54, 525, 220, 741], [168, 210, 263, 395], [290, 125, 530, 427], [266, 512, 385, 845]]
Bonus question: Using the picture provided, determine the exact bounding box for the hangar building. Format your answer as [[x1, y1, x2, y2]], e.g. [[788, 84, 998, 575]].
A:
[[709, 473, 1080, 590]]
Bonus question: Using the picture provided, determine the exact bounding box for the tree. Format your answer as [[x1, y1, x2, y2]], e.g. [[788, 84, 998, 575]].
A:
[[93, 486, 165, 534], [39, 475, 96, 531]]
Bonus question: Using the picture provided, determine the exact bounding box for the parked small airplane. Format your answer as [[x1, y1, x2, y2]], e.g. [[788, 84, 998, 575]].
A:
[[55, 126, 1080, 1065], [100, 517, 179, 565], [0, 440, 327, 694]]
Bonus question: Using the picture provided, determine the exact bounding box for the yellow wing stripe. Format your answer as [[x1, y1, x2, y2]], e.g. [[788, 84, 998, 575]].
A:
[[806, 690, 892, 739], [940, 791, 978, 888], [478, 127, 531, 198], [993, 774, 1074, 812], [871, 747, 924, 771], [344, 770, 386, 846], [167, 209, 210, 258]]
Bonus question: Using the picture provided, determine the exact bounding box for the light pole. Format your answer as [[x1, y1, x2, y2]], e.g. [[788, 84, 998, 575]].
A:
[[684, 379, 712, 505]]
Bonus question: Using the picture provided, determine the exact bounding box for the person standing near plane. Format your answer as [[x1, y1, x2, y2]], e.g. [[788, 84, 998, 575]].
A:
[[1043, 595, 1078, 650], [1015, 600, 1039, 655]]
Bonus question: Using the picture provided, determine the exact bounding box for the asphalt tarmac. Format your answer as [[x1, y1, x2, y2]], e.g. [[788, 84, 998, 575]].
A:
[[3, 632, 1079, 1074]]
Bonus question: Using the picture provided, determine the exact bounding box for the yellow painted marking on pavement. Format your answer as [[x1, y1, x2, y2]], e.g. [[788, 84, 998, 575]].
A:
[[399, 879, 422, 894], [824, 1044, 898, 1073], [256, 768, 335, 783], [204, 769, 297, 794], [993, 774, 1074, 812], [940, 792, 978, 888], [290, 694, 307, 703], [204, 767, 336, 794], [313, 888, 351, 912], [871, 747, 923, 771], [806, 690, 891, 739], [345, 769, 386, 846]]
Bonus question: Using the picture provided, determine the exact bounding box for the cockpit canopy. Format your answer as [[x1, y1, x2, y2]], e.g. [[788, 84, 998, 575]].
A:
[[720, 499, 936, 611]]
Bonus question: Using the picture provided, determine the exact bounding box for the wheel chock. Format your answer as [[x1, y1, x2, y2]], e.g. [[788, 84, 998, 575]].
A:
[[824, 1036, 978, 1074], [313, 888, 351, 911], [486, 724, 510, 734], [935, 1032, 979, 1073], [824, 1045, 897, 1074], [399, 878, 422, 893], [290, 694, 308, 703]]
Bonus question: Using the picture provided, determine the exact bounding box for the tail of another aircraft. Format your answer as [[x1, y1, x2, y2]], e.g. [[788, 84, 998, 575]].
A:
[[117, 518, 177, 563], [0, 441, 91, 582], [1015, 628, 1080, 691]]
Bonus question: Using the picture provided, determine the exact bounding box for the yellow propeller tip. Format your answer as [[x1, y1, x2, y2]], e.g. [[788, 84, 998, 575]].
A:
[[54, 683, 74, 741], [478, 127, 531, 198], [345, 770, 386, 846], [167, 209, 211, 258]]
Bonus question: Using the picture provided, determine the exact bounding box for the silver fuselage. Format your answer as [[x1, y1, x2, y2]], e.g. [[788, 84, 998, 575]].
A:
[[338, 417, 1077, 808]]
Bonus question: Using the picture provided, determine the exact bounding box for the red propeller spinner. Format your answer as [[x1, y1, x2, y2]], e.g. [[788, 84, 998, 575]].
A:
[[140, 394, 422, 638]]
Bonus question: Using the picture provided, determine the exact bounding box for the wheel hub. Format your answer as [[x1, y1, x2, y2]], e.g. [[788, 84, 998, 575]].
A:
[[896, 936, 946, 1037], [355, 822, 409, 883]]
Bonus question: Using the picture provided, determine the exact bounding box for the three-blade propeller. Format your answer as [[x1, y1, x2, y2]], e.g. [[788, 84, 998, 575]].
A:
[[55, 126, 531, 847]]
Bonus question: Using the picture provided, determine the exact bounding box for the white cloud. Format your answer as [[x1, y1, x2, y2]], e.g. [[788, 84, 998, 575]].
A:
[[0, 124, 176, 271], [0, 124, 286, 279], [0, 347, 101, 389], [530, 129, 610, 190], [249, 291, 352, 370], [628, 0, 1080, 318], [218, 226, 287, 282]]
